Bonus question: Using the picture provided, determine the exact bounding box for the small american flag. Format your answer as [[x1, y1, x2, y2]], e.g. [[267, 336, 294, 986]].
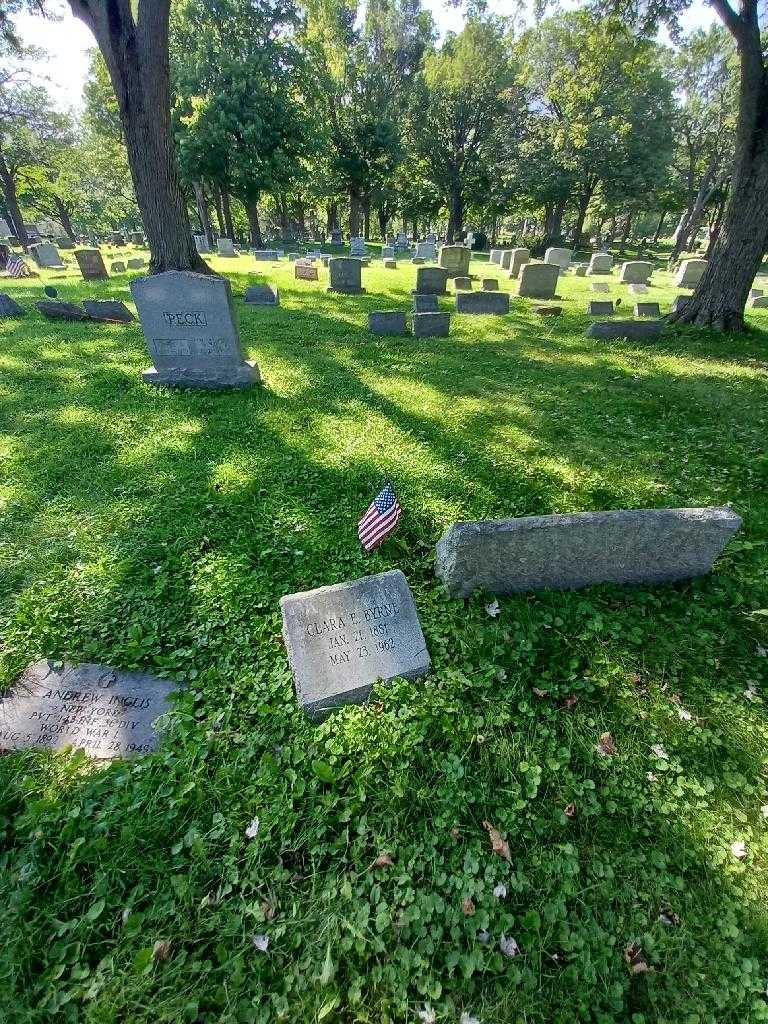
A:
[[6, 254, 31, 278], [358, 481, 402, 552]]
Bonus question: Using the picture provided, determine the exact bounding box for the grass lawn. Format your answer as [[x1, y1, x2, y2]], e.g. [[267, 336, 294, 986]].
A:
[[1, 246, 768, 1024]]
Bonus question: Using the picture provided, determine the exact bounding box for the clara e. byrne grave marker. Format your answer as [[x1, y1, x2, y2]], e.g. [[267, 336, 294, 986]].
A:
[[0, 660, 177, 759], [130, 270, 260, 389], [281, 569, 431, 720]]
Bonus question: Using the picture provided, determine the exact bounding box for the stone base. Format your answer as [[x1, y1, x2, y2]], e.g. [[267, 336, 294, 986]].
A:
[[327, 286, 366, 294], [142, 360, 261, 390]]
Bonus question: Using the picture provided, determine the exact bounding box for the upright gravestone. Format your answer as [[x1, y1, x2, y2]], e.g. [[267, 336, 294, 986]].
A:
[[217, 237, 236, 257], [130, 231, 144, 245], [674, 259, 707, 289], [588, 252, 613, 275], [75, 248, 109, 281], [544, 247, 572, 270], [508, 248, 530, 280], [416, 241, 436, 260], [518, 262, 559, 299], [435, 507, 742, 597], [0, 293, 25, 317], [382, 246, 396, 260], [281, 570, 431, 720], [619, 261, 652, 285], [456, 291, 509, 315], [29, 242, 64, 268], [438, 245, 471, 279], [489, 249, 503, 265], [414, 266, 449, 296], [330, 227, 342, 245], [245, 284, 279, 306], [328, 257, 365, 295], [0, 660, 177, 759], [130, 271, 260, 389], [0, 217, 11, 237], [349, 237, 366, 257], [194, 234, 211, 254], [295, 262, 319, 281]]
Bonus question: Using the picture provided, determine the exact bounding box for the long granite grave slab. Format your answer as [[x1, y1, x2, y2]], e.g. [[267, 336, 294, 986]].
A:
[[244, 284, 279, 305], [456, 291, 509, 314], [586, 320, 663, 340], [281, 569, 431, 720], [83, 299, 134, 323], [36, 300, 89, 321], [130, 270, 260, 389], [435, 506, 742, 598], [0, 660, 177, 759]]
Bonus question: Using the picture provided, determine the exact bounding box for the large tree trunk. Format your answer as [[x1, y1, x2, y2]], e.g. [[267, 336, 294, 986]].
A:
[[295, 197, 306, 239], [326, 201, 338, 235], [617, 213, 633, 256], [221, 191, 234, 241], [447, 182, 463, 243], [213, 186, 225, 236], [276, 193, 289, 240], [245, 199, 263, 248], [652, 210, 667, 244], [377, 206, 388, 239], [671, 3, 767, 332], [571, 187, 593, 248], [68, 0, 208, 274], [669, 154, 722, 262], [0, 147, 28, 245], [705, 187, 729, 257], [543, 200, 565, 242], [193, 181, 215, 248], [53, 196, 76, 242], [362, 192, 370, 239]]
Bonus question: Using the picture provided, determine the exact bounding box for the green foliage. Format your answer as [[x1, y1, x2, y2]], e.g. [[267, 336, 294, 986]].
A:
[[0, 251, 767, 1021]]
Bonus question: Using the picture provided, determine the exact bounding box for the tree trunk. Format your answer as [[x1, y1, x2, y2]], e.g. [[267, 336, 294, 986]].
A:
[[295, 197, 306, 238], [652, 210, 666, 244], [0, 147, 28, 245], [705, 188, 729, 257], [571, 187, 593, 248], [245, 199, 262, 248], [669, 154, 721, 262], [447, 182, 463, 243], [213, 186, 225, 236], [326, 201, 338, 234], [54, 195, 76, 242], [193, 180, 214, 248], [277, 193, 289, 240], [362, 193, 370, 239], [349, 186, 361, 238], [671, 5, 768, 331], [68, 0, 208, 274], [377, 206, 388, 239], [221, 191, 234, 241], [543, 200, 565, 241], [617, 213, 633, 256]]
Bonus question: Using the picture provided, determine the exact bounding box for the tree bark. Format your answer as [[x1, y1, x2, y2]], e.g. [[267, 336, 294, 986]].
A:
[[349, 186, 361, 238], [362, 192, 370, 239], [326, 201, 338, 234], [377, 206, 388, 239], [193, 180, 214, 248], [53, 196, 76, 242], [669, 153, 722, 262], [213, 186, 225, 236], [0, 147, 28, 245], [617, 213, 633, 256], [67, 0, 208, 274], [221, 191, 234, 241], [671, 0, 768, 331], [652, 210, 666, 244], [245, 199, 262, 248], [543, 200, 565, 244], [447, 182, 463, 243], [571, 187, 593, 248]]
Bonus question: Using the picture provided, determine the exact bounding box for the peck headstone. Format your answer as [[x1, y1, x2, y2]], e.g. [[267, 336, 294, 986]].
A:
[[75, 248, 108, 281], [0, 660, 177, 759], [435, 507, 742, 597], [130, 270, 260, 389], [280, 570, 430, 720]]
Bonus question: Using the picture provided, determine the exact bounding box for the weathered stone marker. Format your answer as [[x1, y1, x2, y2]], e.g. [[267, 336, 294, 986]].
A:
[[328, 257, 365, 294], [130, 270, 260, 389], [438, 244, 471, 278], [635, 302, 661, 317], [587, 320, 662, 340], [413, 311, 450, 337], [414, 293, 439, 312], [619, 261, 652, 285], [588, 300, 615, 316], [518, 263, 559, 299], [217, 237, 236, 256], [29, 242, 64, 268], [588, 252, 613, 274], [629, 283, 649, 294], [244, 284, 279, 306], [281, 570, 431, 720], [83, 299, 135, 323], [508, 248, 530, 279], [456, 291, 510, 315], [544, 247, 572, 269], [454, 276, 472, 290], [36, 300, 89, 321], [674, 259, 707, 289], [482, 278, 499, 290], [75, 248, 108, 281], [435, 506, 742, 597], [295, 262, 319, 281], [0, 660, 177, 759], [414, 266, 449, 295], [0, 293, 25, 317], [369, 310, 407, 335]]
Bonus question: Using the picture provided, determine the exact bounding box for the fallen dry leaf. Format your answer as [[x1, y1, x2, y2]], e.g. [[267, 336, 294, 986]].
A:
[[499, 934, 520, 957], [492, 883, 507, 899], [532, 687, 549, 697], [462, 896, 476, 916], [417, 1005, 436, 1024], [373, 853, 395, 868], [260, 901, 276, 921], [623, 941, 650, 974], [651, 744, 668, 759], [596, 732, 616, 757], [152, 939, 172, 962], [245, 817, 260, 839], [564, 803, 577, 818], [482, 821, 511, 862], [646, 772, 658, 783]]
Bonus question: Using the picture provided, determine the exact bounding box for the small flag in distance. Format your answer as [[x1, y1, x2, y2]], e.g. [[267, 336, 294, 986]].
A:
[[358, 481, 402, 552]]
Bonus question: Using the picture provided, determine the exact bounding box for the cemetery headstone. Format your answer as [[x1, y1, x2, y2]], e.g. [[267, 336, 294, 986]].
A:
[[438, 245, 471, 278], [588, 300, 615, 316], [0, 217, 10, 237], [573, 264, 588, 277], [414, 266, 449, 295], [29, 242, 64, 268], [295, 263, 319, 281], [518, 262, 559, 299], [619, 261, 652, 285], [217, 237, 236, 257], [635, 302, 661, 317], [328, 257, 365, 294], [82, 299, 134, 323], [253, 250, 280, 261], [330, 227, 342, 245], [489, 249, 503, 265], [629, 283, 649, 294], [674, 259, 707, 288], [57, 237, 74, 250], [130, 231, 144, 245], [508, 248, 530, 279], [0, 659, 177, 759], [0, 293, 25, 317], [500, 250, 514, 271], [110, 261, 126, 273], [413, 311, 450, 337], [244, 284, 279, 306], [586, 320, 663, 340], [454, 276, 472, 290], [412, 257, 425, 265], [369, 310, 407, 335], [482, 278, 498, 290], [349, 237, 366, 257], [671, 296, 690, 314], [416, 241, 436, 260], [384, 259, 397, 269], [130, 270, 260, 389], [280, 569, 431, 720], [591, 282, 610, 293], [435, 506, 742, 597], [544, 247, 572, 269], [749, 296, 768, 308], [36, 300, 89, 321], [75, 248, 108, 281], [194, 234, 211, 254], [382, 246, 395, 259], [414, 294, 439, 312], [588, 252, 613, 274], [127, 258, 145, 270], [535, 305, 563, 316], [456, 291, 509, 315]]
